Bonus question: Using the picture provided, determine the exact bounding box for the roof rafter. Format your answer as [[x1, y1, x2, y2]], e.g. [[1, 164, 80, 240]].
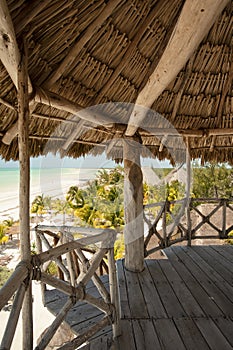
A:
[[125, 0, 230, 136], [44, 0, 122, 89]]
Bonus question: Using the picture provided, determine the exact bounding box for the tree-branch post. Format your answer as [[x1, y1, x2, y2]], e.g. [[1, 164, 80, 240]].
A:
[[123, 137, 144, 272], [18, 37, 33, 350]]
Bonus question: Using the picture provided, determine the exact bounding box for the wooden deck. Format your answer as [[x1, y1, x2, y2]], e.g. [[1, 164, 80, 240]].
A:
[[45, 245, 233, 349]]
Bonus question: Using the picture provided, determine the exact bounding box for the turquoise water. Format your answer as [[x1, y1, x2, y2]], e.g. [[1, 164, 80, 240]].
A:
[[0, 168, 99, 219], [0, 168, 98, 193]]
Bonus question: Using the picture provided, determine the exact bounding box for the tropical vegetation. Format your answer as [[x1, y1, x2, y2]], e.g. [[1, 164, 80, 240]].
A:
[[28, 162, 233, 258]]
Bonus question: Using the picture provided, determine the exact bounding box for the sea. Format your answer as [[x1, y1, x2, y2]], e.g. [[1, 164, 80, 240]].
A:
[[0, 168, 98, 221]]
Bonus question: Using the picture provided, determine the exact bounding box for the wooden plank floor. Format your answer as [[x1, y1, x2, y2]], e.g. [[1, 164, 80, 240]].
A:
[[45, 245, 233, 349]]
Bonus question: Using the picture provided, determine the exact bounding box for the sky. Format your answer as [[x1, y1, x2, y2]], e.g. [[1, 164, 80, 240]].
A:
[[0, 153, 171, 169]]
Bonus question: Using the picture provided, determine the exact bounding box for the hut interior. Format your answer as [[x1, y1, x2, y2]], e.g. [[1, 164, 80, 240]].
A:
[[0, 0, 233, 349]]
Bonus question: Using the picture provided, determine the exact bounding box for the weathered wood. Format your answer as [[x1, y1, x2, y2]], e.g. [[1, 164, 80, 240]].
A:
[[222, 200, 227, 238], [35, 298, 74, 350], [124, 265, 149, 319], [75, 247, 110, 303], [33, 89, 116, 126], [194, 317, 232, 350], [116, 320, 136, 350], [162, 202, 167, 247], [63, 235, 76, 286], [39, 232, 70, 280], [84, 293, 112, 315], [186, 141, 192, 246], [123, 138, 144, 272], [169, 247, 232, 315], [141, 127, 233, 137], [146, 259, 186, 318], [40, 273, 73, 296], [0, 0, 32, 92], [158, 259, 204, 317], [35, 228, 46, 302], [174, 318, 210, 350], [0, 283, 26, 349], [193, 246, 233, 284], [37, 226, 115, 239], [186, 246, 233, 300], [58, 316, 111, 350], [137, 262, 167, 319], [125, 0, 229, 136], [0, 261, 29, 310], [132, 319, 162, 350], [211, 245, 233, 266], [153, 319, 186, 350], [77, 248, 108, 286], [108, 248, 121, 338], [37, 231, 115, 264], [116, 260, 131, 319], [213, 317, 233, 347], [42, 246, 233, 349], [17, 37, 33, 350]]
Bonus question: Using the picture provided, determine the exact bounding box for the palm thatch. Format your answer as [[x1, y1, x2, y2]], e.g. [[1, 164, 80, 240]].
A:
[[0, 0, 232, 164]]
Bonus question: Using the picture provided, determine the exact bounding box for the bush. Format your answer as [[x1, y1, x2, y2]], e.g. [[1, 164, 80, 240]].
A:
[[46, 261, 58, 276], [114, 235, 125, 260]]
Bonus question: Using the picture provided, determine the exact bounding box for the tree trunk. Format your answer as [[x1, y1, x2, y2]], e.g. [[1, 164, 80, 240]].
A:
[[18, 38, 33, 349], [123, 138, 144, 272]]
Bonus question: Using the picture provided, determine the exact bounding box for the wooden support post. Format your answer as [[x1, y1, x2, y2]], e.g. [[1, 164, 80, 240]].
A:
[[35, 226, 46, 304], [18, 38, 33, 350], [185, 140, 192, 246], [162, 202, 167, 247], [123, 138, 144, 272], [108, 248, 121, 338], [222, 199, 227, 238], [0, 283, 26, 350]]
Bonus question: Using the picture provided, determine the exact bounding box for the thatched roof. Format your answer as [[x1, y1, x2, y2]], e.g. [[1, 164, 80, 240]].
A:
[[0, 0, 232, 164]]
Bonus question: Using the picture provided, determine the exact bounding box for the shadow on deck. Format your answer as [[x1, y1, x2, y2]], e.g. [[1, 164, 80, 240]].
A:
[[45, 245, 233, 349]]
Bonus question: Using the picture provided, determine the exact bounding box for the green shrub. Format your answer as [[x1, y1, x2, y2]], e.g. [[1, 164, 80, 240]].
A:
[[46, 261, 58, 276]]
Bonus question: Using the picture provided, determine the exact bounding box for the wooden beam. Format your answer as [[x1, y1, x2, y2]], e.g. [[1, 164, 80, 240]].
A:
[[141, 127, 233, 137], [44, 0, 122, 89], [32, 88, 116, 125], [2, 88, 116, 145], [0, 0, 33, 93], [125, 0, 229, 136], [29, 134, 106, 148], [18, 38, 33, 350], [123, 137, 144, 272]]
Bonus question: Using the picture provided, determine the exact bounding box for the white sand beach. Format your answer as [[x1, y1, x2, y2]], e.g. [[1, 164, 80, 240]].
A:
[[0, 168, 98, 222]]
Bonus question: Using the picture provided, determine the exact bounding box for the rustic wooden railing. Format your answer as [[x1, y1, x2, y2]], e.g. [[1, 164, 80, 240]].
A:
[[144, 197, 233, 257], [0, 226, 121, 350]]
